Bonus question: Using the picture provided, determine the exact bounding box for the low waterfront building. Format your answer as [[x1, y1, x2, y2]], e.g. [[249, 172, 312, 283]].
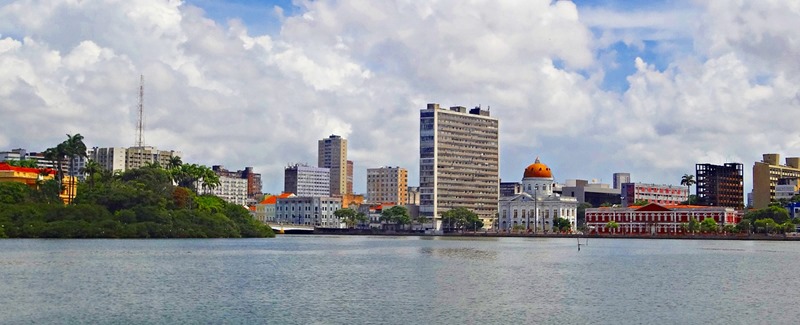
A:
[[0, 162, 73, 203], [498, 158, 578, 232], [275, 196, 342, 228], [254, 192, 296, 223], [585, 204, 740, 235]]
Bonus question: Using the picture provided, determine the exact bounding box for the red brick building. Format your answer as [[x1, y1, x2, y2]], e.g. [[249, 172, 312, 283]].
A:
[[585, 203, 740, 235]]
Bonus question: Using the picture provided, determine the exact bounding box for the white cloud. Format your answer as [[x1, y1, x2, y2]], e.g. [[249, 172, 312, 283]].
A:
[[0, 0, 798, 197]]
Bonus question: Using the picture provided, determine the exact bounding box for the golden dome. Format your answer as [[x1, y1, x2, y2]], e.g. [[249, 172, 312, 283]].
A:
[[523, 157, 552, 178]]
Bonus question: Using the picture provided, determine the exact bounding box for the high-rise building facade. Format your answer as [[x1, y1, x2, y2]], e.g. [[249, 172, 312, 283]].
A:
[[613, 172, 631, 190], [752, 153, 800, 208], [284, 164, 331, 197], [90, 147, 127, 172], [367, 166, 408, 205], [91, 146, 180, 172], [346, 160, 353, 195], [318, 135, 348, 196], [125, 146, 181, 170], [695, 163, 744, 208], [420, 103, 499, 230]]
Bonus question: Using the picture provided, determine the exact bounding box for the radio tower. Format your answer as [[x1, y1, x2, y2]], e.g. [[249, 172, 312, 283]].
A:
[[135, 75, 145, 148]]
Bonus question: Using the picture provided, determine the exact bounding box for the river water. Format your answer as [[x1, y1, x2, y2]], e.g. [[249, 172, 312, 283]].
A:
[[1, 236, 798, 324]]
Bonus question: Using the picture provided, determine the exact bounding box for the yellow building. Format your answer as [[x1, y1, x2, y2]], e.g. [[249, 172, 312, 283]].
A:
[[752, 153, 800, 208], [0, 162, 75, 204]]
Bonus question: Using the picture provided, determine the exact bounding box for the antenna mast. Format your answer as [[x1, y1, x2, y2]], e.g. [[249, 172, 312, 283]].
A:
[[135, 75, 145, 148]]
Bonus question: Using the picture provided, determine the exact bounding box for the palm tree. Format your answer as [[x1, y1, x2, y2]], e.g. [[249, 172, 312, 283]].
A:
[[167, 156, 183, 170], [680, 174, 695, 199], [43, 142, 68, 200], [63, 134, 87, 204], [80, 160, 101, 188]]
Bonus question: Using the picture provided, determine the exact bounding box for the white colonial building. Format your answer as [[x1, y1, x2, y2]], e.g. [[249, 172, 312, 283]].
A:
[[498, 158, 578, 232]]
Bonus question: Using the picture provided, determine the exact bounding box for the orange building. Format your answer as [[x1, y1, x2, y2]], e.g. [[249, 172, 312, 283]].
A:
[[0, 162, 75, 203]]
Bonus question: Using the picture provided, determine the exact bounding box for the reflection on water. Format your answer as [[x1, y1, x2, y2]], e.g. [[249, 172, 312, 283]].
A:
[[1, 237, 799, 324], [420, 247, 497, 260]]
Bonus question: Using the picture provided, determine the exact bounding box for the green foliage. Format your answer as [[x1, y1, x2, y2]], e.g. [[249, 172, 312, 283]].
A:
[[0, 149, 273, 238], [0, 182, 31, 204], [7, 159, 39, 168], [606, 220, 619, 230], [680, 174, 695, 195], [688, 217, 700, 233], [553, 217, 572, 232], [745, 206, 789, 224], [699, 218, 718, 233], [441, 207, 483, 231], [381, 206, 412, 229], [335, 208, 367, 229], [735, 220, 751, 233], [632, 199, 650, 206]]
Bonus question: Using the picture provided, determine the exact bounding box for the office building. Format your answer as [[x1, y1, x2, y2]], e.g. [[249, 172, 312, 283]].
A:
[[695, 163, 744, 208], [275, 196, 342, 228], [367, 166, 408, 205], [91, 146, 180, 172], [775, 178, 799, 202], [318, 135, 348, 196], [560, 179, 622, 207], [621, 182, 688, 206], [284, 164, 331, 197], [613, 173, 630, 190], [500, 181, 522, 198], [346, 160, 353, 195], [752, 154, 800, 208], [420, 103, 499, 229]]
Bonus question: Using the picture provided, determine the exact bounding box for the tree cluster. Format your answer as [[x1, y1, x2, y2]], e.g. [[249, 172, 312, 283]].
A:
[[0, 136, 273, 239], [441, 207, 483, 232]]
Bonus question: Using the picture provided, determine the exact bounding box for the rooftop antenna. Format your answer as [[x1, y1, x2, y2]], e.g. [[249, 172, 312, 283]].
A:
[[135, 74, 145, 148]]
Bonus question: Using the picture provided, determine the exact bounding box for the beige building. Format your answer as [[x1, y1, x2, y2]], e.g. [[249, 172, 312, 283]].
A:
[[420, 103, 499, 230], [367, 166, 408, 205], [318, 135, 348, 196], [91, 146, 180, 172], [753, 153, 800, 208]]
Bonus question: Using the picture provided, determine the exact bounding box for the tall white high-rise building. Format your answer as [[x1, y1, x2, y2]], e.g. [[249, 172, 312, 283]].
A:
[[318, 135, 348, 196], [419, 103, 499, 230]]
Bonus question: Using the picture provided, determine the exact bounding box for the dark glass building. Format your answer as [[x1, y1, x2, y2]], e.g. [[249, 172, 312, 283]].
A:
[[695, 163, 744, 208]]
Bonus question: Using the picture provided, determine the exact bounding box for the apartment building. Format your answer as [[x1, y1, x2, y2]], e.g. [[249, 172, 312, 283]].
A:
[[318, 135, 348, 196], [367, 166, 408, 205], [420, 103, 499, 230], [284, 164, 331, 197]]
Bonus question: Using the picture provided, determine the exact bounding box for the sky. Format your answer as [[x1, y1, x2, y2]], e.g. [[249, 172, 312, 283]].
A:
[[1, 0, 799, 196]]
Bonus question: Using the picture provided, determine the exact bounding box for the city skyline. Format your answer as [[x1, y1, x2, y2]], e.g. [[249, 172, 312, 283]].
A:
[[1, 0, 798, 195]]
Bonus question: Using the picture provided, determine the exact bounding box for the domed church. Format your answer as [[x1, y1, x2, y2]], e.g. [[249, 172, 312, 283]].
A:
[[498, 157, 578, 232]]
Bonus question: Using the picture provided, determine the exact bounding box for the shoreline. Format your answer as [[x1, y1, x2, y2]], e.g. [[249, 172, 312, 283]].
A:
[[308, 229, 800, 241]]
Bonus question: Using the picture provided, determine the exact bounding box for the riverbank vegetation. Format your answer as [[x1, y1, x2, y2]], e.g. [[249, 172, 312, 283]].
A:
[[0, 136, 273, 239]]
